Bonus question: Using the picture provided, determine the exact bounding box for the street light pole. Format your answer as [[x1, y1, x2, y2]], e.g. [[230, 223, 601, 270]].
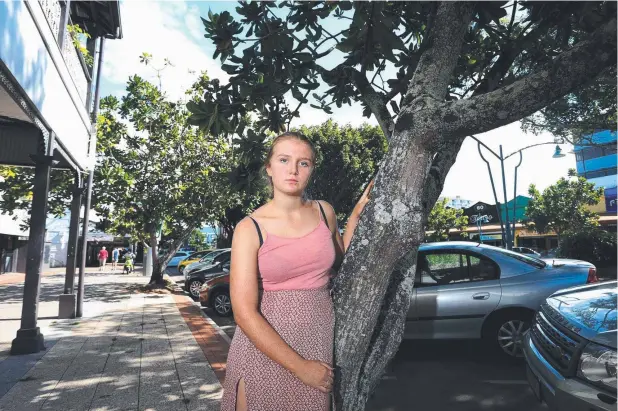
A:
[[469, 136, 562, 250], [499, 145, 512, 249]]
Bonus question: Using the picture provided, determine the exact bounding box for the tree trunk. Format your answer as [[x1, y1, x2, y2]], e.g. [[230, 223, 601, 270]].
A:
[[149, 226, 196, 285], [333, 3, 476, 410], [216, 221, 234, 248], [149, 228, 163, 285], [333, 128, 438, 410]]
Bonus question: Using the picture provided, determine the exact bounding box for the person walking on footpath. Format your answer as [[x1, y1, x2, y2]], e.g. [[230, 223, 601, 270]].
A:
[[111, 247, 120, 272], [221, 132, 373, 411], [98, 247, 108, 272]]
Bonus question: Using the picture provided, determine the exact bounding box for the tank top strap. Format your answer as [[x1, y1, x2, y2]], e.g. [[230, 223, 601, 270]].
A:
[[247, 216, 264, 247], [315, 201, 330, 230]]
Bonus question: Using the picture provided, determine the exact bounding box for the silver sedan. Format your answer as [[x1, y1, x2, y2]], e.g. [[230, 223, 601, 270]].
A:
[[403, 242, 598, 358]]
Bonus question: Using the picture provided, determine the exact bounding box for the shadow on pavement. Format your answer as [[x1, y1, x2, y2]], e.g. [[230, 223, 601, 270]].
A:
[[367, 339, 546, 411]]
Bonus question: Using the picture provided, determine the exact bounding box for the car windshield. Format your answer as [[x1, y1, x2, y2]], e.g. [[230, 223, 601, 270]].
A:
[[201, 250, 225, 263], [494, 247, 546, 269]]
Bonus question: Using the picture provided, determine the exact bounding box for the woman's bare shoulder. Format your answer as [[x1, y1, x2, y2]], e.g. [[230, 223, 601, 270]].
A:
[[316, 200, 337, 217], [248, 202, 273, 220]]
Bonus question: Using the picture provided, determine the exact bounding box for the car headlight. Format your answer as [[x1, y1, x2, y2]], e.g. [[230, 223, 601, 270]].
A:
[[578, 342, 617, 392]]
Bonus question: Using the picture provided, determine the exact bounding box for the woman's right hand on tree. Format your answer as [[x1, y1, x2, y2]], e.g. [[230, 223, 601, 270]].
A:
[[295, 360, 334, 393]]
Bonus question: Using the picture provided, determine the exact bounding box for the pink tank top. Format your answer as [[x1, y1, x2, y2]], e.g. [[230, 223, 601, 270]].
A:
[[254, 202, 336, 291]]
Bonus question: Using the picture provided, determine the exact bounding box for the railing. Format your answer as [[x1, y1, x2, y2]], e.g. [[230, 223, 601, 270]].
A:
[[38, 0, 62, 40], [37, 0, 91, 107], [61, 18, 90, 103]]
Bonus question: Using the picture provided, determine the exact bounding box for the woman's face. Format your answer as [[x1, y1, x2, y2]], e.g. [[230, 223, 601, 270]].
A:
[[266, 138, 314, 196]]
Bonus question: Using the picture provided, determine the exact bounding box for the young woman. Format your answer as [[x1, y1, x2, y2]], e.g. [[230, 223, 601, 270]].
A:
[[221, 132, 373, 411]]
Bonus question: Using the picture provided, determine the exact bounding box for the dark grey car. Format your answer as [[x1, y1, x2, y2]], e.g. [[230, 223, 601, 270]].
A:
[[404, 242, 598, 357]]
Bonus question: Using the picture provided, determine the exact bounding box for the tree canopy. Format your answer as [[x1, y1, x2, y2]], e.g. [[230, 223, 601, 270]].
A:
[[426, 198, 469, 241], [95, 72, 229, 283], [526, 174, 604, 239], [300, 120, 387, 223]]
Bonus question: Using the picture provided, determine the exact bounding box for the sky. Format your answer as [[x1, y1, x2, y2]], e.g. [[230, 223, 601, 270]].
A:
[[99, 1, 576, 205]]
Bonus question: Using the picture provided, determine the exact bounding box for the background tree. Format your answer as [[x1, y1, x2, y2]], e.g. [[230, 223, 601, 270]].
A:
[[95, 74, 229, 284], [301, 120, 387, 223], [0, 166, 73, 229], [426, 198, 469, 242], [190, 2, 616, 408], [557, 227, 617, 270], [526, 174, 603, 241]]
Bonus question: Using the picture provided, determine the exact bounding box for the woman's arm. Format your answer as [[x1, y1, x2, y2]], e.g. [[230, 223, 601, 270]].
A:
[[342, 179, 374, 252], [230, 218, 334, 392]]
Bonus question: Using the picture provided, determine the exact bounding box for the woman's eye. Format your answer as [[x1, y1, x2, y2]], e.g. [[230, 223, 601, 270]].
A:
[[279, 158, 288, 163], [300, 161, 310, 167]]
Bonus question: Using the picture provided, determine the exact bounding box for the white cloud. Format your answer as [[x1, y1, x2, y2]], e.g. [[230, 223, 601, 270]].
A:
[[102, 1, 228, 101]]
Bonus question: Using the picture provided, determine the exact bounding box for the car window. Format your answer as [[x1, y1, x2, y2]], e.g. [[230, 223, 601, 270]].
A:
[[493, 247, 546, 269], [199, 251, 216, 262], [172, 252, 184, 258], [468, 255, 500, 281], [213, 252, 231, 264], [419, 253, 468, 286]]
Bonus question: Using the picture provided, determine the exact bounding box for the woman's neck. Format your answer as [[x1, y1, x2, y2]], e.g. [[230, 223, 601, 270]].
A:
[[270, 192, 310, 214]]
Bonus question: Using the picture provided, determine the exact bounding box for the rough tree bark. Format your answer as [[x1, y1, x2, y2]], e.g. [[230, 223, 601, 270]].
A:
[[332, 2, 617, 410]]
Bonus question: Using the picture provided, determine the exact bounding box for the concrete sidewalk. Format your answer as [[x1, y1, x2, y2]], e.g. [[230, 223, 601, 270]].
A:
[[0, 271, 223, 411]]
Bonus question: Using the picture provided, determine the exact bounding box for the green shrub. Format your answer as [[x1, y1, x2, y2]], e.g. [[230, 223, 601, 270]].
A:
[[558, 229, 617, 267]]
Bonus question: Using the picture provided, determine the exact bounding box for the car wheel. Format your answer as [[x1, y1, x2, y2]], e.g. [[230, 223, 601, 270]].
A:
[[485, 312, 532, 359], [188, 280, 203, 299], [212, 291, 232, 317]]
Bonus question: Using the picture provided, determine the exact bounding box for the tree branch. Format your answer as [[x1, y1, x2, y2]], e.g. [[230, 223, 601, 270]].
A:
[[402, 2, 476, 106], [440, 18, 617, 139], [349, 68, 394, 141], [507, 1, 518, 35], [472, 21, 547, 96]]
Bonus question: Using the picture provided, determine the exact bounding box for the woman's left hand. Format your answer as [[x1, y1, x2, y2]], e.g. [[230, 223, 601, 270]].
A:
[[354, 178, 374, 216]]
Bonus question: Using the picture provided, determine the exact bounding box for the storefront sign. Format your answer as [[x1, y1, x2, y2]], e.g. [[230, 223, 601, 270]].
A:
[[463, 202, 500, 226], [480, 234, 503, 241]]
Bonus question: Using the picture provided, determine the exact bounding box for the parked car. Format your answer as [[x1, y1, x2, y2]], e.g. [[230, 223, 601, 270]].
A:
[[196, 241, 599, 353], [184, 248, 231, 279], [403, 242, 598, 358], [200, 273, 232, 316], [524, 281, 617, 410], [167, 251, 191, 268], [184, 251, 231, 298], [513, 246, 542, 257], [178, 249, 214, 274]]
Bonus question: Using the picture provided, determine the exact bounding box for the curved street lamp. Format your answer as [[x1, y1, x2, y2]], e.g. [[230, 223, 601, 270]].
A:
[[467, 136, 564, 250]]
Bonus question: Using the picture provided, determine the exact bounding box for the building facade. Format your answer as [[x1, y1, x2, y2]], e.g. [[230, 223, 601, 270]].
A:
[[574, 130, 617, 190], [0, 0, 122, 353]]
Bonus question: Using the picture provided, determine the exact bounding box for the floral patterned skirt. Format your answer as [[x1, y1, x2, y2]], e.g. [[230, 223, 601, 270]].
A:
[[221, 286, 334, 411]]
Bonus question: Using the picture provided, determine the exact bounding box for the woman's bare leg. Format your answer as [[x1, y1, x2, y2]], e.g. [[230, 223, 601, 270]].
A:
[[235, 378, 247, 411]]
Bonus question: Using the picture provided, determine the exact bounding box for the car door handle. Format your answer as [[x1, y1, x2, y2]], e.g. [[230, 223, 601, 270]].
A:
[[472, 292, 490, 300]]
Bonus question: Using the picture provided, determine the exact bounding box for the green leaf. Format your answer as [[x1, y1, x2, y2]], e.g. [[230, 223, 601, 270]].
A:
[[221, 64, 239, 74]]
